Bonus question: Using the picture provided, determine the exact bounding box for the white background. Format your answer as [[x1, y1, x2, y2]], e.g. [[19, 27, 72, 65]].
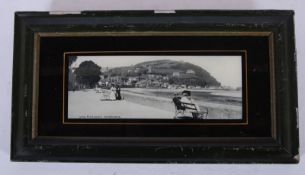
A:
[[0, 0, 304, 174]]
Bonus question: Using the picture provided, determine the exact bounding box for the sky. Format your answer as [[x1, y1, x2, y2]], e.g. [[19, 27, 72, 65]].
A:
[[72, 55, 242, 88]]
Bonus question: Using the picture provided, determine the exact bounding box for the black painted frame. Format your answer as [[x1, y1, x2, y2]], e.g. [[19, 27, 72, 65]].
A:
[[11, 10, 299, 163]]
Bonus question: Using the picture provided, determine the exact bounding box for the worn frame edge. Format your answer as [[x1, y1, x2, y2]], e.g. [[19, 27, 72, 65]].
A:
[[10, 10, 299, 163]]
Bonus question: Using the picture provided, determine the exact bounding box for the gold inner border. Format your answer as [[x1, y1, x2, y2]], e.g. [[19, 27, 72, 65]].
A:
[[32, 31, 275, 138], [269, 33, 276, 138], [63, 50, 248, 125], [32, 34, 40, 139]]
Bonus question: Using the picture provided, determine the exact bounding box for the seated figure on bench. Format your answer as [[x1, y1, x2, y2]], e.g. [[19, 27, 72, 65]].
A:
[[173, 90, 208, 119], [180, 90, 201, 118]]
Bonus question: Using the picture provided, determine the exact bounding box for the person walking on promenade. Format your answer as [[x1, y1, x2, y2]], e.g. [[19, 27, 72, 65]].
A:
[[115, 84, 122, 100]]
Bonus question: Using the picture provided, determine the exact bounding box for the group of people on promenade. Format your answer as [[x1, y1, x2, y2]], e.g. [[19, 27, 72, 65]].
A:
[[109, 84, 122, 100]]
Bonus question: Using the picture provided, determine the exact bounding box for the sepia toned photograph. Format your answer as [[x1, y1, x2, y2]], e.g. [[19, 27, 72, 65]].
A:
[[67, 55, 243, 120]]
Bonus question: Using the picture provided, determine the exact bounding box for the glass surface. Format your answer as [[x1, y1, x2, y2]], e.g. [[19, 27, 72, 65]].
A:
[[67, 55, 243, 120]]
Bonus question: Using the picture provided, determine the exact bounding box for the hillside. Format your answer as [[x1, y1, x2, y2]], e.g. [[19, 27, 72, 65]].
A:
[[106, 59, 220, 87]]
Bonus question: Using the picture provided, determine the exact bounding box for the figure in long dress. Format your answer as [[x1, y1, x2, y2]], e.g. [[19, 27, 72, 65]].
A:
[[109, 85, 116, 100]]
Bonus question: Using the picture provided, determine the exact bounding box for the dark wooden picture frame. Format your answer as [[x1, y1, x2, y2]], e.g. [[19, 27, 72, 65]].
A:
[[11, 10, 299, 163]]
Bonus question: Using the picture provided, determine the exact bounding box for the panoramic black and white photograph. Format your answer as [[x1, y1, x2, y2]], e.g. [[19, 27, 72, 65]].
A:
[[67, 55, 243, 120]]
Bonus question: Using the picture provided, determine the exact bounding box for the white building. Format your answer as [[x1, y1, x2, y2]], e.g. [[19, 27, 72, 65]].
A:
[[186, 69, 195, 74]]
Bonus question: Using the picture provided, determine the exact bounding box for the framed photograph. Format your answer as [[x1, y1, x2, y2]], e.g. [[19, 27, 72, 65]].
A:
[[65, 53, 245, 122], [11, 10, 299, 163]]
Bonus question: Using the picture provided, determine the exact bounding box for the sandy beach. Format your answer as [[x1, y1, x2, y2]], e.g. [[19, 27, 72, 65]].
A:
[[68, 88, 242, 119], [68, 89, 174, 119]]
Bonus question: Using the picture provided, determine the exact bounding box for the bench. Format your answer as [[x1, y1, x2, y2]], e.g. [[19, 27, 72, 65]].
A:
[[173, 97, 208, 119]]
